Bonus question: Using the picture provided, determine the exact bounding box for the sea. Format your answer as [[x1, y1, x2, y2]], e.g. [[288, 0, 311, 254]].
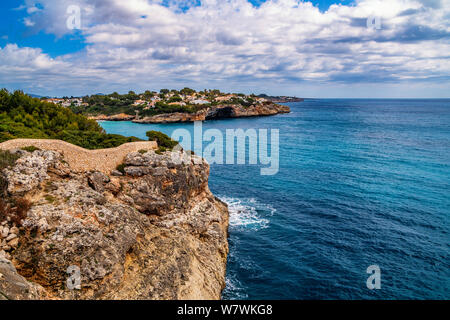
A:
[[100, 99, 450, 300]]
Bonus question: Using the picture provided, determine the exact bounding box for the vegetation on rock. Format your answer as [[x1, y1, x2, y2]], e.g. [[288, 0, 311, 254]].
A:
[[61, 88, 268, 118], [21, 146, 41, 152], [72, 91, 141, 116], [0, 89, 142, 149], [146, 131, 178, 152], [116, 163, 126, 174], [0, 150, 20, 171], [139, 101, 198, 117], [0, 150, 32, 226]]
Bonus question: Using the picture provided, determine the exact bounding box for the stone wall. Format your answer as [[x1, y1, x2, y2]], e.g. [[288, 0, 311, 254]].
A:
[[0, 139, 157, 173]]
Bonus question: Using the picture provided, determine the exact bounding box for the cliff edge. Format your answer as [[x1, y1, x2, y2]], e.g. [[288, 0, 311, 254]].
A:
[[132, 103, 290, 124], [0, 147, 229, 300]]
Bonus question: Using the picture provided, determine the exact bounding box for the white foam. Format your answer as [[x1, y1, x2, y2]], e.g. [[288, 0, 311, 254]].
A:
[[219, 196, 276, 231], [222, 276, 248, 300]]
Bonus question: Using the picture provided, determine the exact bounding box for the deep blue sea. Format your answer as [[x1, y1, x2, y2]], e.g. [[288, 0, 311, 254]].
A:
[[100, 99, 450, 300]]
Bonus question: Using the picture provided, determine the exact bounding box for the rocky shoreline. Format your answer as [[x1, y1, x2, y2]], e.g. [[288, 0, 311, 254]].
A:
[[90, 103, 290, 124], [89, 113, 136, 121], [0, 147, 229, 300]]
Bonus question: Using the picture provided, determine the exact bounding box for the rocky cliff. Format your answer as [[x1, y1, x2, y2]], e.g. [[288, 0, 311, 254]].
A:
[[133, 103, 290, 124], [89, 113, 136, 121], [0, 148, 229, 300]]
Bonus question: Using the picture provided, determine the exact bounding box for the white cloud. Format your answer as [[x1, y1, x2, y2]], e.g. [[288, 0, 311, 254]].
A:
[[2, 0, 450, 96], [0, 44, 60, 70], [26, 6, 41, 14], [23, 18, 35, 27]]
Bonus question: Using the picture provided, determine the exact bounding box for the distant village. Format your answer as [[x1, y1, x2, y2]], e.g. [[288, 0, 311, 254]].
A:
[[42, 89, 272, 111], [44, 97, 89, 108]]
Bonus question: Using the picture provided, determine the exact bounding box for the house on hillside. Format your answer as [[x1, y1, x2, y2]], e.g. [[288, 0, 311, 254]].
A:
[[215, 94, 236, 102], [168, 102, 187, 106], [45, 98, 64, 105], [191, 99, 209, 105], [133, 100, 147, 106], [184, 94, 197, 102]]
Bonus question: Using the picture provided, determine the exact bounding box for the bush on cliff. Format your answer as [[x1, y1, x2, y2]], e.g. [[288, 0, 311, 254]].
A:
[[0, 150, 20, 171], [0, 89, 142, 149], [0, 150, 20, 197], [146, 131, 178, 151], [21, 146, 41, 152], [75, 93, 140, 116], [0, 150, 30, 224], [56, 130, 141, 150]]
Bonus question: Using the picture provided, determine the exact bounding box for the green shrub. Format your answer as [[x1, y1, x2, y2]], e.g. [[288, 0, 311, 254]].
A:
[[56, 130, 142, 150], [44, 195, 57, 203], [168, 96, 182, 103], [21, 146, 40, 152], [0, 132, 16, 143], [139, 102, 195, 117], [146, 131, 178, 151], [0, 150, 20, 171], [0, 89, 143, 150], [116, 163, 126, 174], [155, 146, 167, 155]]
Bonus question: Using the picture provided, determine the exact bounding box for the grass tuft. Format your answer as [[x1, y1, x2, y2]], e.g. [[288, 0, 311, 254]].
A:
[[146, 131, 178, 151], [116, 163, 126, 174], [21, 146, 40, 152], [0, 150, 20, 171]]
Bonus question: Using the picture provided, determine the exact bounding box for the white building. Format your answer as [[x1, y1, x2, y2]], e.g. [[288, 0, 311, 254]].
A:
[[191, 99, 209, 105]]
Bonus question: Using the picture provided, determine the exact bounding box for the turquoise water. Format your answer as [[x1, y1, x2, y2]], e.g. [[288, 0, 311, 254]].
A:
[[100, 99, 450, 299]]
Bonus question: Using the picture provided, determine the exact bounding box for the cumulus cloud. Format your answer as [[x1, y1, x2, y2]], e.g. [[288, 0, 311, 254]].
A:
[[1, 0, 450, 95]]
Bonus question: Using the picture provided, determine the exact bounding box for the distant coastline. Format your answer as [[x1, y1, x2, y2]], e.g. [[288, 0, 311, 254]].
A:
[[257, 94, 304, 103], [36, 88, 294, 124], [90, 103, 291, 124]]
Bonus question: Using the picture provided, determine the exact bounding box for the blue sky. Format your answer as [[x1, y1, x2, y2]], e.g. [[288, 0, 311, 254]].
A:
[[0, 0, 449, 97]]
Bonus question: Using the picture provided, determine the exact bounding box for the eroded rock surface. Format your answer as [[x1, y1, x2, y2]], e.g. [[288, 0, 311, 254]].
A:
[[0, 257, 48, 300], [0, 149, 229, 300], [133, 103, 290, 123]]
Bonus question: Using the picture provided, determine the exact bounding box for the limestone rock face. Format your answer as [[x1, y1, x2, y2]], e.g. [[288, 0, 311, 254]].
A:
[[0, 257, 48, 300], [133, 103, 290, 123], [3, 150, 63, 194], [225, 103, 291, 118], [89, 113, 135, 121], [0, 149, 229, 300]]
